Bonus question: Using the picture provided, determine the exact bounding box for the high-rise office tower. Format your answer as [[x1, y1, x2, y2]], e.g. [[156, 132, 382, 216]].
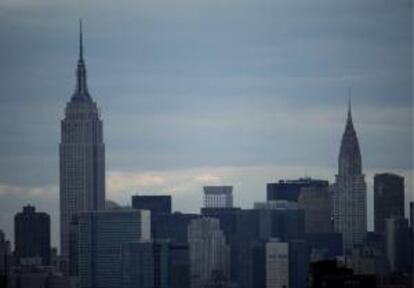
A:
[[333, 101, 367, 253], [384, 217, 411, 273], [188, 217, 230, 288], [298, 186, 333, 233], [374, 173, 404, 234], [60, 21, 105, 261], [266, 239, 289, 288], [203, 186, 233, 208], [78, 209, 150, 288], [266, 178, 329, 202], [14, 205, 51, 266], [121, 241, 154, 288]]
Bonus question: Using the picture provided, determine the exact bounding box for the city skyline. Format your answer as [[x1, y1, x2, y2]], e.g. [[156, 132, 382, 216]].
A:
[[0, 0, 412, 248]]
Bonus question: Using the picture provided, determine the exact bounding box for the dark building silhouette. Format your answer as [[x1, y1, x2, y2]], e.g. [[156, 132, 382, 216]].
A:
[[256, 204, 305, 241], [14, 205, 50, 266], [305, 233, 343, 261], [121, 241, 155, 288], [266, 178, 328, 202], [232, 209, 262, 288], [385, 217, 411, 274], [310, 260, 377, 288], [60, 21, 106, 264], [289, 239, 309, 288], [374, 173, 405, 234], [298, 185, 333, 233], [170, 243, 190, 288], [0, 230, 11, 286], [152, 212, 200, 244], [132, 195, 172, 216]]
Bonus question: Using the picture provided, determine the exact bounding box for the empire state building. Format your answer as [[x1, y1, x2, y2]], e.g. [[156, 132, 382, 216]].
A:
[[333, 100, 367, 253], [59, 22, 105, 260]]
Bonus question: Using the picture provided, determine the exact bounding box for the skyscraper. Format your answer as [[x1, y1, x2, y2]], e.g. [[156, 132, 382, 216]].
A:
[[384, 217, 411, 273], [188, 217, 230, 288], [60, 21, 105, 261], [203, 186, 234, 208], [298, 186, 333, 233], [78, 209, 150, 288], [265, 239, 289, 288], [374, 173, 405, 234], [266, 178, 328, 202], [333, 100, 367, 253], [14, 205, 51, 266]]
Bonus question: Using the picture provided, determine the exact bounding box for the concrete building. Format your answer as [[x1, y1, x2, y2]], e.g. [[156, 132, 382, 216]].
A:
[[78, 209, 150, 288], [14, 205, 51, 266], [188, 217, 230, 288], [60, 21, 106, 263], [298, 186, 333, 233], [374, 173, 405, 234], [203, 186, 233, 208], [265, 239, 289, 288], [333, 101, 367, 253]]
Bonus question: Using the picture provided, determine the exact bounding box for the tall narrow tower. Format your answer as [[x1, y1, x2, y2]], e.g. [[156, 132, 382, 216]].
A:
[[60, 21, 105, 262], [333, 99, 367, 253]]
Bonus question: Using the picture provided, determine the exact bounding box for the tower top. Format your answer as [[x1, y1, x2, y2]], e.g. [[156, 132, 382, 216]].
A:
[[71, 19, 91, 102], [348, 87, 352, 119], [79, 18, 84, 61], [338, 93, 362, 176]]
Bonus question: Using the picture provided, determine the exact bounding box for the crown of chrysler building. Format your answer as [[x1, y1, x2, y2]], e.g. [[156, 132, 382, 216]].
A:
[[333, 95, 367, 254]]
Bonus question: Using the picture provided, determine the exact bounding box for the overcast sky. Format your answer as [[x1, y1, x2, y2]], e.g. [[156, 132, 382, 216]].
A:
[[0, 0, 412, 248]]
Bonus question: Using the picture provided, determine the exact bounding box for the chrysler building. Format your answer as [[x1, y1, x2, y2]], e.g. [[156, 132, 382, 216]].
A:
[[333, 99, 367, 253], [59, 21, 105, 262]]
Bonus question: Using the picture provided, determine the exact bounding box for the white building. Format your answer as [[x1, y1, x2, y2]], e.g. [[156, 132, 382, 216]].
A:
[[203, 186, 233, 208], [333, 101, 367, 253], [188, 217, 230, 288], [266, 239, 289, 288]]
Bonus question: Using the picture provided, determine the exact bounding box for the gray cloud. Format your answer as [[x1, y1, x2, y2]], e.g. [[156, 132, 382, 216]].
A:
[[0, 0, 412, 245]]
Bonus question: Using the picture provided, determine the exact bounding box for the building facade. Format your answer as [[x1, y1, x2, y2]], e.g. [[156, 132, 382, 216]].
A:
[[384, 217, 411, 273], [374, 173, 405, 234], [203, 186, 233, 208], [266, 239, 289, 288], [266, 178, 328, 202], [333, 102, 367, 253], [60, 22, 106, 261], [14, 205, 51, 266], [298, 186, 333, 233], [78, 210, 150, 288], [121, 241, 154, 288], [188, 217, 230, 288]]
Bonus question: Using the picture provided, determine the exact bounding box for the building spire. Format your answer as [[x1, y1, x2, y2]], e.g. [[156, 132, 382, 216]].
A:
[[348, 87, 352, 120], [72, 19, 91, 101], [79, 18, 83, 61]]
